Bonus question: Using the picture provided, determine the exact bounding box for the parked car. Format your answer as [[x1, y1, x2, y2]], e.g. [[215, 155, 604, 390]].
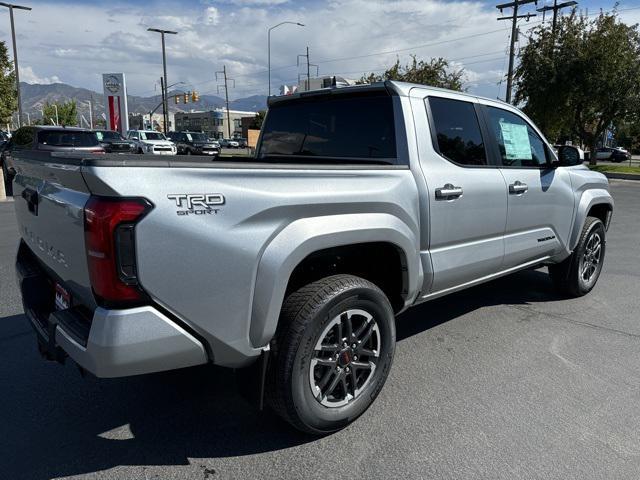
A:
[[2, 126, 103, 196], [12, 81, 613, 435], [220, 138, 240, 148], [95, 130, 136, 154], [236, 137, 248, 148], [126, 130, 177, 155], [595, 147, 631, 162], [166, 131, 220, 157]]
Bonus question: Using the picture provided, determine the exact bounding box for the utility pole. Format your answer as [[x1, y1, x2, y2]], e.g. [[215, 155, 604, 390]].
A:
[[0, 2, 32, 129], [496, 0, 536, 104], [88, 96, 94, 129], [160, 76, 166, 132], [537, 0, 577, 36], [297, 47, 318, 91], [216, 66, 235, 139], [147, 27, 177, 134]]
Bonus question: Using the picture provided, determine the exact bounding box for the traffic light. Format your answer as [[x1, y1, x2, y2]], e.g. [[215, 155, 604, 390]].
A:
[[174, 95, 181, 104], [183, 92, 190, 104], [192, 91, 199, 102]]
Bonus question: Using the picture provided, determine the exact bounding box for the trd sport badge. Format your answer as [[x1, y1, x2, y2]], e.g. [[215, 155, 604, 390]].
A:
[[167, 194, 225, 216]]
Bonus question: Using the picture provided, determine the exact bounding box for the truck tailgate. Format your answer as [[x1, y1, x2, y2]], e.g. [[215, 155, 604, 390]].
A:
[[13, 153, 97, 309]]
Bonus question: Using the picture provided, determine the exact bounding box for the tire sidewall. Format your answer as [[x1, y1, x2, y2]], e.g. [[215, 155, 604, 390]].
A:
[[575, 219, 606, 294], [290, 286, 395, 433]]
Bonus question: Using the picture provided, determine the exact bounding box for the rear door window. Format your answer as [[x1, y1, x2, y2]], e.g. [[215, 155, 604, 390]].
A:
[[258, 92, 398, 163], [37, 130, 99, 147], [427, 97, 487, 166], [14, 127, 34, 149]]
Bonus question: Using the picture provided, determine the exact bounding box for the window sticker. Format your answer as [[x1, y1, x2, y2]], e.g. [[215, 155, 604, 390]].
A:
[[499, 121, 532, 160], [186, 133, 193, 141]]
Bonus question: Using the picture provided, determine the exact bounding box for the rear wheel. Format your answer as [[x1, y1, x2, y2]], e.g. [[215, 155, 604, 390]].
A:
[[549, 216, 606, 296], [267, 274, 396, 434]]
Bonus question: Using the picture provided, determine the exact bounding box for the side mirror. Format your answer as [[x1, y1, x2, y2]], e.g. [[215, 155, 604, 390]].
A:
[[557, 145, 584, 166]]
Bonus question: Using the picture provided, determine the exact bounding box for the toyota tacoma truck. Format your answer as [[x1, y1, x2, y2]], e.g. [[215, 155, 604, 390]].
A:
[[12, 81, 613, 434]]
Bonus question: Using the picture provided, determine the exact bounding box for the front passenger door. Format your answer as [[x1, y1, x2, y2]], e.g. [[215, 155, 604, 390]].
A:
[[482, 105, 575, 268]]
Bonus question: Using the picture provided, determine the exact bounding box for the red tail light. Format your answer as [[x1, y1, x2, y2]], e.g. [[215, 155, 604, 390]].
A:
[[84, 196, 153, 306]]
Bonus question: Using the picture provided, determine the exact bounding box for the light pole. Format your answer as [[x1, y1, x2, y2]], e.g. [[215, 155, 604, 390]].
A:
[[0, 2, 32, 129], [268, 21, 304, 97], [148, 27, 177, 133], [53, 104, 59, 126]]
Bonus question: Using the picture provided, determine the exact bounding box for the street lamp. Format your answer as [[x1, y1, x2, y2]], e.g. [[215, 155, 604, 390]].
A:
[[268, 21, 304, 97], [0, 2, 32, 129], [147, 27, 177, 134]]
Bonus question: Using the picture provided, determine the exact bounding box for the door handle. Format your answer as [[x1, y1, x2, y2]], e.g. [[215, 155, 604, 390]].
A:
[[509, 181, 528, 194], [435, 184, 464, 199]]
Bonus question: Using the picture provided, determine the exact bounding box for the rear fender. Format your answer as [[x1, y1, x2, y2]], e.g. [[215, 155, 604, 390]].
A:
[[249, 213, 421, 347]]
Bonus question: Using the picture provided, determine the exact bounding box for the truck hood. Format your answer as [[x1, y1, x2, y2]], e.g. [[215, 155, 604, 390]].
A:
[[139, 140, 173, 146]]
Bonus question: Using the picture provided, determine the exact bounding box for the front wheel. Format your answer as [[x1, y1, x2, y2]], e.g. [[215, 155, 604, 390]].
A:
[[549, 216, 606, 296], [266, 274, 396, 434]]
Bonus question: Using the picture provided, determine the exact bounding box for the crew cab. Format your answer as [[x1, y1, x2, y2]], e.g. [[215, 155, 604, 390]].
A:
[[126, 130, 176, 155], [12, 81, 613, 434]]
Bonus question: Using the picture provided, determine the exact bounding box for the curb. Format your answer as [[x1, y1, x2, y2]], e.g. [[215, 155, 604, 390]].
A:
[[601, 172, 640, 181]]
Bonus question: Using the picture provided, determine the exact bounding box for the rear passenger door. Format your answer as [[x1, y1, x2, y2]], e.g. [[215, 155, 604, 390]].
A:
[[480, 104, 575, 267], [420, 95, 508, 293]]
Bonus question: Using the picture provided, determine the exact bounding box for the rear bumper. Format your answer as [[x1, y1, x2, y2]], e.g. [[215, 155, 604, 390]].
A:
[[17, 243, 208, 377], [55, 306, 208, 377]]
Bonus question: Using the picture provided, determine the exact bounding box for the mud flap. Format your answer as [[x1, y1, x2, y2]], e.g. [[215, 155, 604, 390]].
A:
[[235, 346, 270, 411]]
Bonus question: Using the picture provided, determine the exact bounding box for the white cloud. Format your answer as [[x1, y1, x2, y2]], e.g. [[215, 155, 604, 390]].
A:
[[19, 66, 61, 85], [6, 0, 637, 101]]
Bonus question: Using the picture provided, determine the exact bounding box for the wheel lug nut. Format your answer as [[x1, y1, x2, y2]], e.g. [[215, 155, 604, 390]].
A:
[[354, 355, 358, 361], [352, 343, 357, 348], [345, 367, 350, 372]]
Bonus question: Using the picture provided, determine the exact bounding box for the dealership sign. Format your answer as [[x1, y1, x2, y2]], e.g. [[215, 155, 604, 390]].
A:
[[102, 73, 129, 133]]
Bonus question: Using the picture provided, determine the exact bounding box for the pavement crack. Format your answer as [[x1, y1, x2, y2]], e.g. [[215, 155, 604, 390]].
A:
[[507, 304, 640, 339]]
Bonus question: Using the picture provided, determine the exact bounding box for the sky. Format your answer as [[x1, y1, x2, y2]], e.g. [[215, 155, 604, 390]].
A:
[[0, 0, 639, 102]]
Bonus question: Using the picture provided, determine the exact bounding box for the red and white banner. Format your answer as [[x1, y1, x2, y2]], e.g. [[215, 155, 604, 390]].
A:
[[103, 73, 129, 133]]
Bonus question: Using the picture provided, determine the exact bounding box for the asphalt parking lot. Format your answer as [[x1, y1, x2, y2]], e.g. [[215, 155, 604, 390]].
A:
[[1, 180, 639, 480]]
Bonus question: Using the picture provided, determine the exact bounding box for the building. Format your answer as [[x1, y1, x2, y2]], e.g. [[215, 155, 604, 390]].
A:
[[128, 112, 175, 132], [174, 109, 257, 139]]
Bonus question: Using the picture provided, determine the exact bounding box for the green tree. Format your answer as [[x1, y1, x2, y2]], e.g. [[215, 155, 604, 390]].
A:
[[358, 55, 465, 91], [250, 110, 265, 129], [43, 100, 78, 126], [515, 10, 640, 164], [0, 41, 17, 125]]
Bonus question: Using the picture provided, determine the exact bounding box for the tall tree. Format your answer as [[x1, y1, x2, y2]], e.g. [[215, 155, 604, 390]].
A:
[[0, 41, 17, 125], [43, 100, 78, 126], [515, 10, 640, 164], [359, 55, 465, 91]]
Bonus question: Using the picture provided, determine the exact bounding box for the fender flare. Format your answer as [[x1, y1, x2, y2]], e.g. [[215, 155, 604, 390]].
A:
[[249, 213, 422, 347], [568, 188, 614, 251]]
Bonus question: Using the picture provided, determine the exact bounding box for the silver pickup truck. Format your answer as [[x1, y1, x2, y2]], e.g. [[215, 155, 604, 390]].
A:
[[13, 81, 613, 434]]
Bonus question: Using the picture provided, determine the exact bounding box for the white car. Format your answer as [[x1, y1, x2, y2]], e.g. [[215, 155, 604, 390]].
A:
[[126, 130, 177, 155]]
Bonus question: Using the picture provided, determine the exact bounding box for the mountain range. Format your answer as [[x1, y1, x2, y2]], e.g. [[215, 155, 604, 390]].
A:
[[19, 82, 267, 118]]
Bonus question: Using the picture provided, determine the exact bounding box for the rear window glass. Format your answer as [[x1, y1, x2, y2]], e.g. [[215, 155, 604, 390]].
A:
[[37, 130, 98, 147], [428, 97, 487, 166], [258, 93, 397, 163]]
